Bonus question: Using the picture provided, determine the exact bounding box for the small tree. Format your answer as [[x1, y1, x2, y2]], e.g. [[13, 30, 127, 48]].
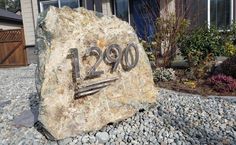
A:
[[138, 0, 193, 68], [155, 13, 189, 67]]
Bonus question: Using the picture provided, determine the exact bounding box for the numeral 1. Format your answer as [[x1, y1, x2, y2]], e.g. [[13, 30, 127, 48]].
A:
[[67, 48, 80, 83]]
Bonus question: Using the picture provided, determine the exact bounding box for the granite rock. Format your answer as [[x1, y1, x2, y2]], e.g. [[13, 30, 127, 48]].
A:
[[36, 7, 156, 140]]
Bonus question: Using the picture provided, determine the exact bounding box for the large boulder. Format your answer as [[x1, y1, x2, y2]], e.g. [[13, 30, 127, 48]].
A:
[[36, 7, 156, 140]]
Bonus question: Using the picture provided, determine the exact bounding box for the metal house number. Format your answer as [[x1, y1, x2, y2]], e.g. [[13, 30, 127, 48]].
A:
[[67, 43, 139, 99]]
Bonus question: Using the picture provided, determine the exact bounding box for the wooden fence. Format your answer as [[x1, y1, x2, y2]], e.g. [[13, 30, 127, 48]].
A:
[[0, 29, 27, 67]]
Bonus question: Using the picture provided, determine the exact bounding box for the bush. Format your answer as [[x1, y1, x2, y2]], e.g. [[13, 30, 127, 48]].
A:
[[153, 67, 176, 82], [223, 42, 236, 57], [220, 22, 236, 56], [221, 56, 236, 78], [154, 13, 189, 67], [227, 22, 236, 45], [207, 74, 236, 93], [140, 39, 156, 62], [178, 25, 224, 79]]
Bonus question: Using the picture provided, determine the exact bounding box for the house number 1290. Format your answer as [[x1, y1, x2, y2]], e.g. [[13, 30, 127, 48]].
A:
[[68, 43, 139, 80]]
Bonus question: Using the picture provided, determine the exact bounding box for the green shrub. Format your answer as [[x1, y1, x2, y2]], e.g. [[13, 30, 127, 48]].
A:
[[140, 39, 156, 62], [228, 22, 236, 45], [223, 42, 236, 57], [178, 25, 224, 79], [221, 56, 236, 79], [221, 22, 236, 57], [153, 67, 176, 82]]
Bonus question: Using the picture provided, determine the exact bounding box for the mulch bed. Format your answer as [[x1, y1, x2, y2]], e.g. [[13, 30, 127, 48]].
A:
[[156, 69, 236, 97]]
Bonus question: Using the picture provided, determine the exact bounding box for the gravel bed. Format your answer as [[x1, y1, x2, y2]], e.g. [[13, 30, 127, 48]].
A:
[[0, 65, 235, 145]]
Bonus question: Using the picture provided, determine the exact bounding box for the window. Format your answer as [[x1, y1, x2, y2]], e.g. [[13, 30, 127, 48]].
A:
[[113, 0, 130, 22], [183, 0, 208, 27], [85, 0, 103, 12], [208, 0, 234, 28], [60, 0, 79, 9], [40, 0, 81, 12], [130, 0, 159, 40], [112, 0, 159, 39], [40, 0, 58, 12], [181, 0, 234, 29]]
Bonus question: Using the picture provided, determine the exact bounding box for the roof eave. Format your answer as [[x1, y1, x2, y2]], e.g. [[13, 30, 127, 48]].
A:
[[0, 16, 23, 24]]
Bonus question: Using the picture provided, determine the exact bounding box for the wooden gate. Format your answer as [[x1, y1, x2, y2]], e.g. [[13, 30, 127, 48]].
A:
[[0, 29, 27, 67]]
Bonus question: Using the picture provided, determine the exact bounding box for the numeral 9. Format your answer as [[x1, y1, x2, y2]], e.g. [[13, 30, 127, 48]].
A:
[[104, 44, 122, 72]]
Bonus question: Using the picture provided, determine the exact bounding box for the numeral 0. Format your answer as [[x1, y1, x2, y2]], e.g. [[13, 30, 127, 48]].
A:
[[122, 43, 139, 71]]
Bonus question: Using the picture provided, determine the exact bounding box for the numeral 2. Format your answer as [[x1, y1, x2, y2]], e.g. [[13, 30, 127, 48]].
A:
[[84, 47, 104, 79]]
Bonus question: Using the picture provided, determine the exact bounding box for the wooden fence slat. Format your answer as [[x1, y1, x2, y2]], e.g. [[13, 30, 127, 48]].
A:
[[1, 32, 8, 41], [9, 33, 15, 40], [0, 32, 4, 39]]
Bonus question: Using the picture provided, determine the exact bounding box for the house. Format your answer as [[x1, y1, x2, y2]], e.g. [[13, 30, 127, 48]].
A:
[[20, 0, 236, 64], [0, 8, 23, 30]]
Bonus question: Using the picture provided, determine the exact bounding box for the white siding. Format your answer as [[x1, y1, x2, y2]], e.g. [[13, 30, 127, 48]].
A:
[[20, 0, 38, 46], [0, 22, 22, 30], [32, 0, 39, 24], [102, 0, 113, 16]]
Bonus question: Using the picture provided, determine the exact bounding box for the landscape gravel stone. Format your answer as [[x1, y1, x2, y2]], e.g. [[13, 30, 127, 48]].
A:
[[13, 109, 36, 128], [0, 65, 236, 145]]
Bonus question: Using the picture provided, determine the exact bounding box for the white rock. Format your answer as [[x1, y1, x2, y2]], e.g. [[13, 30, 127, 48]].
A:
[[95, 132, 109, 143]]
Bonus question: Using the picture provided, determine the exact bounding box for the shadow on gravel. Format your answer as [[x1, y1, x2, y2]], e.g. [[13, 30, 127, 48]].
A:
[[29, 92, 39, 124]]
